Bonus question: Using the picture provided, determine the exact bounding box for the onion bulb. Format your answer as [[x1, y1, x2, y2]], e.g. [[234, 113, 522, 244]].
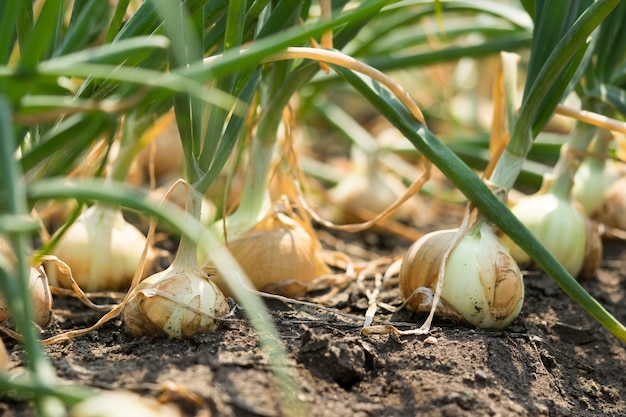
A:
[[594, 175, 626, 230], [0, 337, 8, 373], [220, 201, 331, 297], [501, 191, 601, 280], [328, 148, 421, 225], [26, 266, 53, 327], [124, 250, 229, 339], [572, 157, 610, 216], [70, 390, 181, 417], [400, 220, 524, 329], [136, 117, 184, 182], [0, 267, 52, 327], [0, 237, 53, 328], [45, 204, 155, 292]]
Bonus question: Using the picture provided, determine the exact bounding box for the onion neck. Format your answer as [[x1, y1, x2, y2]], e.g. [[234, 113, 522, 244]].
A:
[[546, 121, 598, 200], [224, 139, 273, 238], [171, 185, 203, 271], [489, 147, 527, 192]]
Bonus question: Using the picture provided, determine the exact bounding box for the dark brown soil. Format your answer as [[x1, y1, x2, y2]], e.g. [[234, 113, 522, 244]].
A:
[[2, 222, 626, 417]]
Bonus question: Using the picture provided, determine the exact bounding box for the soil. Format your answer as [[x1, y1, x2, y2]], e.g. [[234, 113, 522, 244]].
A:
[[2, 207, 626, 417]]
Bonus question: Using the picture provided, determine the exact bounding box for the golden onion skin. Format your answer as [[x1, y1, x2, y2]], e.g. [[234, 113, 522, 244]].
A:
[[223, 211, 330, 297], [596, 175, 626, 230], [0, 338, 8, 372], [580, 218, 602, 281], [123, 266, 229, 339], [400, 224, 524, 329]]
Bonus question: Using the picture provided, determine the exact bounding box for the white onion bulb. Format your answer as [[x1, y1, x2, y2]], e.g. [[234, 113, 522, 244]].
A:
[[400, 221, 524, 329], [46, 205, 155, 292], [27, 266, 53, 327], [572, 157, 609, 216], [501, 192, 601, 279], [0, 238, 52, 327]]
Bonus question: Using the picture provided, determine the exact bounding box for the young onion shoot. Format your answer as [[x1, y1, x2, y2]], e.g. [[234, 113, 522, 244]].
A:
[[572, 156, 610, 217]]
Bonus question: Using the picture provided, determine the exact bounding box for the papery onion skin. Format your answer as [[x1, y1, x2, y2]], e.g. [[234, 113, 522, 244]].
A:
[[400, 223, 524, 329], [0, 267, 53, 328], [0, 337, 8, 372], [328, 168, 423, 226], [123, 266, 229, 339], [46, 205, 154, 292], [29, 266, 53, 327], [223, 211, 331, 297], [595, 175, 626, 230]]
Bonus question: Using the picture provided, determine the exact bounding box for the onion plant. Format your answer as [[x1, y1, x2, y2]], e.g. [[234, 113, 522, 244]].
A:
[[503, 2, 626, 279], [344, 0, 626, 339]]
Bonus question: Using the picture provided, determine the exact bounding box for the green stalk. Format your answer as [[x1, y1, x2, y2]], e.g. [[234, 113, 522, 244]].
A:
[[0, 96, 64, 417], [0, 0, 19, 65], [104, 0, 131, 44], [108, 112, 147, 184], [172, 186, 205, 272], [223, 140, 273, 237], [544, 120, 598, 200], [490, 0, 620, 192], [18, 0, 64, 70]]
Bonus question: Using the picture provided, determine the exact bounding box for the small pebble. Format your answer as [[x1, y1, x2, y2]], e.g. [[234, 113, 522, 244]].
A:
[[423, 336, 438, 345], [475, 370, 489, 383]]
